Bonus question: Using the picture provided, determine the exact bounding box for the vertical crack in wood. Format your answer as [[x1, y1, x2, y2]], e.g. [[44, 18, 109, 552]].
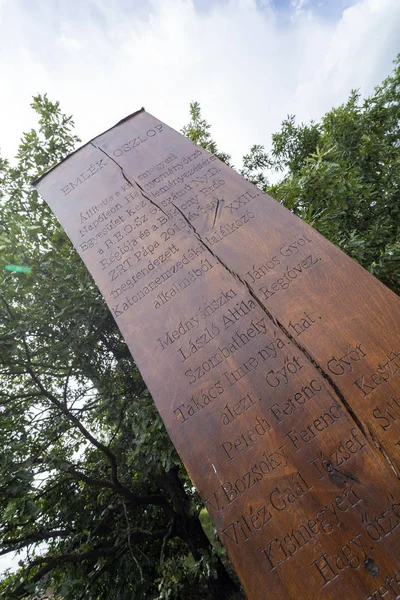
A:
[[90, 142, 170, 219], [167, 199, 371, 444], [89, 144, 394, 473], [367, 425, 398, 476]]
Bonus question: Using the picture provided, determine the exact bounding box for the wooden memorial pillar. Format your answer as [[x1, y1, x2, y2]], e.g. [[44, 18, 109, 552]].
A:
[[34, 109, 400, 599]]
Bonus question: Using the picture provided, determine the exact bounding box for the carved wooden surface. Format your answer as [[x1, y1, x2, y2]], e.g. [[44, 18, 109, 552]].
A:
[[35, 109, 400, 599]]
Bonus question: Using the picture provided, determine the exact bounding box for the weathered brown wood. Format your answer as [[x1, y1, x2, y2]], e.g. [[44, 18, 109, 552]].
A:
[[34, 110, 400, 600]]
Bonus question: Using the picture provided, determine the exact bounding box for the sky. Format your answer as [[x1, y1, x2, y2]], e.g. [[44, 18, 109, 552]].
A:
[[0, 0, 400, 170], [0, 0, 399, 575]]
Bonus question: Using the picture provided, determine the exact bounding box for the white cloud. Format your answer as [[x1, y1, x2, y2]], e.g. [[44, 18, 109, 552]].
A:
[[58, 33, 82, 51], [292, 0, 309, 13], [0, 0, 399, 169], [292, 0, 400, 119]]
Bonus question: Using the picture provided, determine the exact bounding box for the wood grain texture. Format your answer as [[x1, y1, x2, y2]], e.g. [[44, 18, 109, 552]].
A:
[[35, 110, 400, 600]]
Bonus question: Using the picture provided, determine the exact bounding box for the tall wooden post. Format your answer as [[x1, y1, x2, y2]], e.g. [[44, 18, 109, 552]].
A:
[[35, 110, 400, 599]]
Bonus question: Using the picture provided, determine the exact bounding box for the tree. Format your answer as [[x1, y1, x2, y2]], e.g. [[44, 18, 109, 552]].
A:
[[244, 57, 400, 295], [0, 96, 240, 600], [181, 102, 232, 166]]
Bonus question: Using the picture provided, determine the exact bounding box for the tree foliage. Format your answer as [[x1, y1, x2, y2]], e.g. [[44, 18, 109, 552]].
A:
[[1, 54, 399, 599], [239, 56, 400, 295], [181, 102, 232, 166]]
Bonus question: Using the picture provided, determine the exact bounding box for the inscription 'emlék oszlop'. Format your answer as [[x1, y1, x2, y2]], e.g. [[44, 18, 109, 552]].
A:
[[35, 109, 400, 600]]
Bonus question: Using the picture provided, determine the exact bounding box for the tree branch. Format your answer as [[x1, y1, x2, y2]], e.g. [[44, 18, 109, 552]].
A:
[[67, 466, 173, 510], [13, 529, 169, 597], [0, 530, 70, 555]]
